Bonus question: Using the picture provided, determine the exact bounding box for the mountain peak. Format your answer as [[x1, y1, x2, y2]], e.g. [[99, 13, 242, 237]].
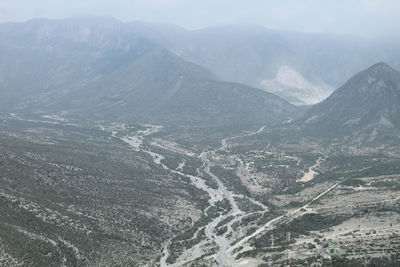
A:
[[340, 62, 400, 95], [370, 61, 391, 69], [370, 61, 390, 68], [301, 63, 400, 136], [367, 62, 397, 73]]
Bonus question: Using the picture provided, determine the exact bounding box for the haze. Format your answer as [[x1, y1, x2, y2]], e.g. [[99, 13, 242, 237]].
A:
[[1, 0, 400, 38]]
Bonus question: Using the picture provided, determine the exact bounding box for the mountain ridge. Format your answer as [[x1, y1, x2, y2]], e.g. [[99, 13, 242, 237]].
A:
[[125, 21, 400, 105], [301, 62, 400, 138], [0, 17, 298, 126]]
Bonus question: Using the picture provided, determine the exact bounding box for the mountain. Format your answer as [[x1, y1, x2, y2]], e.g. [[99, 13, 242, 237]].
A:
[[128, 23, 400, 105], [128, 23, 334, 105], [301, 62, 400, 138], [0, 17, 298, 126]]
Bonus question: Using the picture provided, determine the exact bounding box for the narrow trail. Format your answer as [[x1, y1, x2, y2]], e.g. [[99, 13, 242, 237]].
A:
[[220, 126, 266, 151]]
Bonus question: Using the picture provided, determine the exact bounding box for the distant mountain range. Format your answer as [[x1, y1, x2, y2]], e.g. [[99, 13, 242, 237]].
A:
[[301, 62, 400, 140], [127, 22, 400, 105], [1, 16, 400, 132], [0, 17, 297, 126]]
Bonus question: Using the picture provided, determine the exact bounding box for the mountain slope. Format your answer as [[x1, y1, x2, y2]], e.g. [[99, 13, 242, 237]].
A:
[[128, 22, 400, 105], [0, 17, 298, 126], [301, 62, 400, 137], [128, 23, 334, 105]]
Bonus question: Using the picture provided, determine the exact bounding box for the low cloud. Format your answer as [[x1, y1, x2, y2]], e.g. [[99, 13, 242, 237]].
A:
[[0, 0, 399, 37]]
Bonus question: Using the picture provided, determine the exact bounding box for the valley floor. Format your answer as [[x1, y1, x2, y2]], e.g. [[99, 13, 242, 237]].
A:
[[109, 120, 400, 266], [0, 113, 399, 266]]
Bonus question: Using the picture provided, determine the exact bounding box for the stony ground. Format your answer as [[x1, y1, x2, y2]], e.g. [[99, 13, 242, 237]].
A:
[[1, 113, 399, 266]]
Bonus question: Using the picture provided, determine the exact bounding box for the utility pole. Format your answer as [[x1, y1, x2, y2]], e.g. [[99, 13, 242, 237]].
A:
[[269, 233, 274, 266], [286, 223, 291, 266]]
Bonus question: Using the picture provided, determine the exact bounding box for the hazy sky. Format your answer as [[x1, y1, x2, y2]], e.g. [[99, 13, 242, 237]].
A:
[[1, 0, 399, 37]]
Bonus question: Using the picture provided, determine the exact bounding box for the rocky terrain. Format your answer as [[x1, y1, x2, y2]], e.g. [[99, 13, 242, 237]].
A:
[[1, 107, 399, 266], [0, 17, 399, 267], [0, 114, 207, 266]]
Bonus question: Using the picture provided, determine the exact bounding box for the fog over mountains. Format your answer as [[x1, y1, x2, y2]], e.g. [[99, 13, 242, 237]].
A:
[[1, 16, 400, 123], [1, 16, 400, 267], [128, 21, 400, 105], [0, 17, 297, 126]]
